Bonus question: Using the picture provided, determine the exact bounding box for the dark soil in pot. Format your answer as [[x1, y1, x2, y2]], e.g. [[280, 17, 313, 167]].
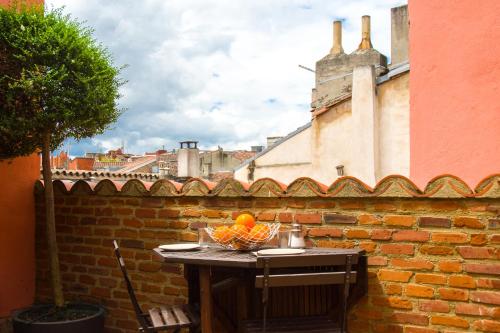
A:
[[13, 303, 104, 333]]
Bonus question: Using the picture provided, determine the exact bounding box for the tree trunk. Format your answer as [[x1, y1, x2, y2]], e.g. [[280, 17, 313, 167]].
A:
[[41, 131, 65, 307]]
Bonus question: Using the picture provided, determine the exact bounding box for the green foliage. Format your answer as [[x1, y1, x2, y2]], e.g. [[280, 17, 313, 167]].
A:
[[0, 5, 124, 157]]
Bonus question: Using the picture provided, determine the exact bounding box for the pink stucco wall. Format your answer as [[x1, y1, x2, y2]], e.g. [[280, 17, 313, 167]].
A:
[[409, 0, 500, 188]]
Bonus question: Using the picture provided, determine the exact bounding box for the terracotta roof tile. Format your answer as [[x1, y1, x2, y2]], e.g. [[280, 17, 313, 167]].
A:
[[231, 151, 257, 162], [248, 178, 287, 197], [116, 156, 157, 173], [48, 169, 159, 181], [34, 174, 500, 198], [210, 171, 234, 182]]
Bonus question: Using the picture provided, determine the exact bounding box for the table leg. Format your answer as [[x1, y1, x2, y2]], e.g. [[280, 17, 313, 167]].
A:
[[236, 281, 248, 333], [199, 266, 213, 333]]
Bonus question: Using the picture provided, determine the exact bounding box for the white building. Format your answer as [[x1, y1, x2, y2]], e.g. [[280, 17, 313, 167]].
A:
[[235, 6, 409, 187]]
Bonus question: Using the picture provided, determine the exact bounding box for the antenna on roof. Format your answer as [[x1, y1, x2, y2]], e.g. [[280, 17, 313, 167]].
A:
[[298, 64, 315, 73]]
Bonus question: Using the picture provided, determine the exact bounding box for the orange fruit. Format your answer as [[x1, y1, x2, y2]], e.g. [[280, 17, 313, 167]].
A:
[[230, 224, 249, 239], [235, 213, 256, 230], [249, 224, 270, 241], [213, 226, 233, 244], [232, 241, 246, 250]]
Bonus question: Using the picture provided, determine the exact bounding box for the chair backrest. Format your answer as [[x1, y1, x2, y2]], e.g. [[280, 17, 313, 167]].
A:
[[255, 252, 358, 333], [113, 240, 150, 330], [255, 252, 359, 268], [255, 253, 358, 288]]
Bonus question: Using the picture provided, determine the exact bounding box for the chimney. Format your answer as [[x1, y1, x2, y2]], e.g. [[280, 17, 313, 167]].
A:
[[266, 136, 283, 148], [330, 21, 344, 55], [357, 15, 373, 50], [313, 13, 386, 110], [390, 5, 409, 65], [251, 146, 264, 153], [177, 141, 200, 178], [351, 65, 379, 186]]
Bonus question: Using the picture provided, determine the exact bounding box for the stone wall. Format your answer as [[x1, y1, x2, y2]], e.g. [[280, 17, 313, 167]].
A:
[[34, 175, 500, 333]]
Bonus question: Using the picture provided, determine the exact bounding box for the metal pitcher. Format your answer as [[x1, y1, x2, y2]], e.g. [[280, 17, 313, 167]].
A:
[[288, 223, 305, 248]]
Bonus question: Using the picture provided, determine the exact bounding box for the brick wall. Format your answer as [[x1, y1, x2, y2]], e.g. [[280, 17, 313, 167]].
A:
[[34, 176, 500, 333]]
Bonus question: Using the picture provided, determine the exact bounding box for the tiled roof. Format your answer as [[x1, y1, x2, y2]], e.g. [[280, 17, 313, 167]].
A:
[[210, 171, 234, 182], [377, 61, 409, 84], [230, 151, 257, 162], [116, 155, 157, 173], [48, 169, 159, 181], [311, 93, 352, 118], [93, 161, 128, 170], [35, 174, 500, 198]]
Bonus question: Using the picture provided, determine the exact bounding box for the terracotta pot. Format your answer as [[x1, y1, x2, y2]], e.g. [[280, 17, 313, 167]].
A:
[[12, 303, 105, 333]]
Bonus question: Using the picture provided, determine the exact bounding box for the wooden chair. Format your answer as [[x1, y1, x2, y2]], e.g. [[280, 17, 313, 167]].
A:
[[113, 240, 199, 333], [242, 253, 358, 333]]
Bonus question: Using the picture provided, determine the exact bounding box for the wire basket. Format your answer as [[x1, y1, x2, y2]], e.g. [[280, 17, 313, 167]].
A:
[[207, 223, 280, 251]]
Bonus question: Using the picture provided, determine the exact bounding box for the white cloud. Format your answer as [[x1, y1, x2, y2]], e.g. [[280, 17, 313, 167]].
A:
[[47, 0, 406, 155]]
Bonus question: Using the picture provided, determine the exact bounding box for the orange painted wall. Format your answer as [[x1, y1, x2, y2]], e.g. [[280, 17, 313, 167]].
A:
[[0, 155, 40, 316], [0, 0, 44, 317], [69, 157, 95, 170], [409, 0, 500, 188], [0, 0, 42, 7]]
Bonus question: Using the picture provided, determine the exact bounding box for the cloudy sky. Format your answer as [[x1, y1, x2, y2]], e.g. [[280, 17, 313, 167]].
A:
[[46, 0, 405, 156]]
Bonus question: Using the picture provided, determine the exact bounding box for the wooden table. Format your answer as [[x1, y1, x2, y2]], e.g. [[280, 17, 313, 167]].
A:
[[153, 247, 366, 333]]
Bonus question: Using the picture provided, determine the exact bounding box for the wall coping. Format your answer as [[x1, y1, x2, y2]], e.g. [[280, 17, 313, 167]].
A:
[[34, 174, 500, 198], [46, 169, 160, 180]]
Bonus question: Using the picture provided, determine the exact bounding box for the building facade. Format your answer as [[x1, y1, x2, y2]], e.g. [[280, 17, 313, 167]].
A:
[[235, 6, 410, 186]]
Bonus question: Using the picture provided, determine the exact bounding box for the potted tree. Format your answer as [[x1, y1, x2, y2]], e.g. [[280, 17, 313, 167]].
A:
[[0, 4, 123, 332]]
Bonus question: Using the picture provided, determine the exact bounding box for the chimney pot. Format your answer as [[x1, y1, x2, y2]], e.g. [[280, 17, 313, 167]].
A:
[[330, 20, 344, 55], [178, 141, 200, 178], [358, 15, 373, 50]]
